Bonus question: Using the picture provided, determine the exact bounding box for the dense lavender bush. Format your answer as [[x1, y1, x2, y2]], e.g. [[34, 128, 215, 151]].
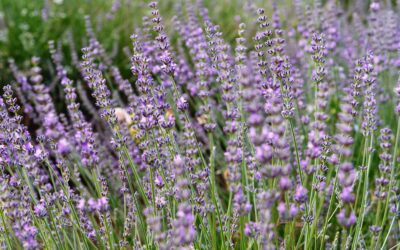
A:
[[0, 0, 400, 249]]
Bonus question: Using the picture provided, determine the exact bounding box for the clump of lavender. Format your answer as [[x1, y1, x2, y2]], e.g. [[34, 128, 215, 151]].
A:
[[1, 0, 400, 249]]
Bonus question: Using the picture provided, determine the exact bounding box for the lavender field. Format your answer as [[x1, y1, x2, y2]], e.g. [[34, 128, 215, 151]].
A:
[[0, 0, 399, 249]]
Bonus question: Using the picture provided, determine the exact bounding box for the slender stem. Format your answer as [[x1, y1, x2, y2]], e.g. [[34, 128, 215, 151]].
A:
[[289, 119, 304, 185], [380, 216, 396, 249], [353, 134, 374, 248], [0, 209, 13, 249], [320, 167, 339, 249]]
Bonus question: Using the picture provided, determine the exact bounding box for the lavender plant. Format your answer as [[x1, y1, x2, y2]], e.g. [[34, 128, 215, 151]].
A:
[[0, 0, 400, 249]]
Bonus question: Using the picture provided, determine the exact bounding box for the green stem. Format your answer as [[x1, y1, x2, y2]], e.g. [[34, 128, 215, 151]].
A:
[[353, 134, 374, 249], [0, 209, 13, 249], [320, 166, 339, 249]]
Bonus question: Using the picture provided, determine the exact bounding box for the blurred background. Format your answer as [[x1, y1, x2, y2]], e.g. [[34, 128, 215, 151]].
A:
[[0, 0, 398, 84]]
